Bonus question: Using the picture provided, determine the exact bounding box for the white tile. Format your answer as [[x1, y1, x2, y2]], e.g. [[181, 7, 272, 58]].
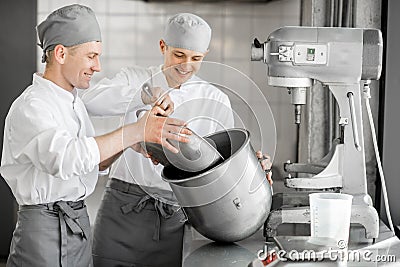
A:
[[191, 3, 225, 16], [220, 59, 253, 102], [134, 15, 167, 59], [95, 14, 108, 33], [243, 102, 276, 154], [223, 16, 252, 60], [249, 62, 269, 90], [224, 3, 252, 16], [108, 0, 137, 14], [107, 16, 136, 58], [133, 58, 163, 69], [163, 2, 196, 16], [253, 16, 288, 43], [103, 58, 135, 77], [222, 59, 251, 76], [284, 15, 301, 27], [37, 0, 51, 13], [195, 61, 224, 88], [200, 16, 223, 62], [136, 2, 166, 15], [100, 38, 110, 60], [252, 1, 284, 17], [250, 62, 285, 104], [280, 0, 301, 17]]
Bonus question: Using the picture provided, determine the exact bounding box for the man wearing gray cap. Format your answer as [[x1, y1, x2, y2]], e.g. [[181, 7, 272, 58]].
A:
[[82, 13, 272, 267], [0, 5, 189, 267]]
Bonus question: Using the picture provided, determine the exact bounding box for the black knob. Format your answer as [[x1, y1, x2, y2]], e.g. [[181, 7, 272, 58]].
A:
[[254, 38, 262, 48]]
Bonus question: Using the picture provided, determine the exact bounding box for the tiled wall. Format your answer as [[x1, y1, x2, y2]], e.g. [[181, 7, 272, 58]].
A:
[[37, 0, 301, 181]]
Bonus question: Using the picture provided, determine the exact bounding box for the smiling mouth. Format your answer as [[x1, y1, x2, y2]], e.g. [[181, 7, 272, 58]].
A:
[[84, 73, 93, 79], [175, 68, 191, 75]]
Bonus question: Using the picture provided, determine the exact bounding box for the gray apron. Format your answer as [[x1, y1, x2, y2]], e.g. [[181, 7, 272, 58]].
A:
[[7, 200, 92, 267], [92, 178, 186, 267]]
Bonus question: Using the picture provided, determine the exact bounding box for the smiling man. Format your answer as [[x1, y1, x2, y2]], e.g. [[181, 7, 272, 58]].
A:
[[0, 5, 189, 267]]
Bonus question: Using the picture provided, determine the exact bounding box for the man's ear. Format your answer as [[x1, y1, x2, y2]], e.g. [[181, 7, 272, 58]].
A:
[[159, 39, 167, 54], [53, 44, 67, 64]]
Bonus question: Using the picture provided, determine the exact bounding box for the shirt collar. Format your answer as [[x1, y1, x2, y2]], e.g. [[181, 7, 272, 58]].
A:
[[33, 73, 77, 103]]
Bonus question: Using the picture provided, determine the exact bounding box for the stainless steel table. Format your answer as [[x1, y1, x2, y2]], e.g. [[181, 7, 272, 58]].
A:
[[182, 222, 400, 266]]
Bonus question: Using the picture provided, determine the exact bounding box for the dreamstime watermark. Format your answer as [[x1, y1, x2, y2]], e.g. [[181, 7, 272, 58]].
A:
[[257, 244, 397, 263]]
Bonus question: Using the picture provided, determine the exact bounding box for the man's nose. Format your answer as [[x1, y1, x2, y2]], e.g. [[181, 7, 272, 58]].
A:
[[92, 56, 101, 72], [180, 60, 192, 70]]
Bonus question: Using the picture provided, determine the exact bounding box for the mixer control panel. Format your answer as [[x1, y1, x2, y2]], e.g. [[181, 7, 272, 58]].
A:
[[293, 44, 328, 65]]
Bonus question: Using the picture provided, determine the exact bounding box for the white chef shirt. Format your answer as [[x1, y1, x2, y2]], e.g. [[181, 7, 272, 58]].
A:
[[0, 73, 100, 205], [82, 65, 234, 204]]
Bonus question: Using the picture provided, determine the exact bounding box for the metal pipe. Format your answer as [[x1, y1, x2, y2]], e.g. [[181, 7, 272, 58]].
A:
[[338, 0, 343, 26], [329, 0, 335, 26]]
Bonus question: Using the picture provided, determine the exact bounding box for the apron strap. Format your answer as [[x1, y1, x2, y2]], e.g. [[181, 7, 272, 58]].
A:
[[120, 195, 178, 241], [53, 201, 89, 267]]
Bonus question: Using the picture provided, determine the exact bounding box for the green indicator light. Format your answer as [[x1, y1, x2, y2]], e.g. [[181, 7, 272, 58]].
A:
[[307, 48, 315, 55]]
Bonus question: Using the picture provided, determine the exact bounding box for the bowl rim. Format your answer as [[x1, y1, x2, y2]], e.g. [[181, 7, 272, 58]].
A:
[[162, 128, 250, 184]]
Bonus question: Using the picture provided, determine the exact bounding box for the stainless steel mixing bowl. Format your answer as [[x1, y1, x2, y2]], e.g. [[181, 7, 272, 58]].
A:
[[162, 128, 272, 242]]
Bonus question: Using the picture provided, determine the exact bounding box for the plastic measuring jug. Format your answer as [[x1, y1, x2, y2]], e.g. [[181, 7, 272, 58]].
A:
[[309, 193, 353, 249]]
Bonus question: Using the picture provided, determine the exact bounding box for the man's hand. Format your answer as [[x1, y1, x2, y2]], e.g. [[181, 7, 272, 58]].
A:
[[141, 85, 174, 116], [136, 106, 192, 153], [256, 151, 273, 185]]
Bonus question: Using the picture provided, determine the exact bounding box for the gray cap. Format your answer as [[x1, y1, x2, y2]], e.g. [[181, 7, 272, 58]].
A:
[[163, 13, 211, 53], [37, 4, 101, 63]]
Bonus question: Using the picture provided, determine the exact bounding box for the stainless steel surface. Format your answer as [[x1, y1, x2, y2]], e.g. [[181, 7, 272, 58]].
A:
[[289, 87, 307, 125], [182, 222, 400, 267], [143, 128, 223, 172], [163, 129, 273, 242]]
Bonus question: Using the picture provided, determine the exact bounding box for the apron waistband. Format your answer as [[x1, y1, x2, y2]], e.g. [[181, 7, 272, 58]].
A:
[[20, 200, 85, 211], [107, 178, 148, 196], [20, 200, 88, 267], [107, 178, 186, 241]]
